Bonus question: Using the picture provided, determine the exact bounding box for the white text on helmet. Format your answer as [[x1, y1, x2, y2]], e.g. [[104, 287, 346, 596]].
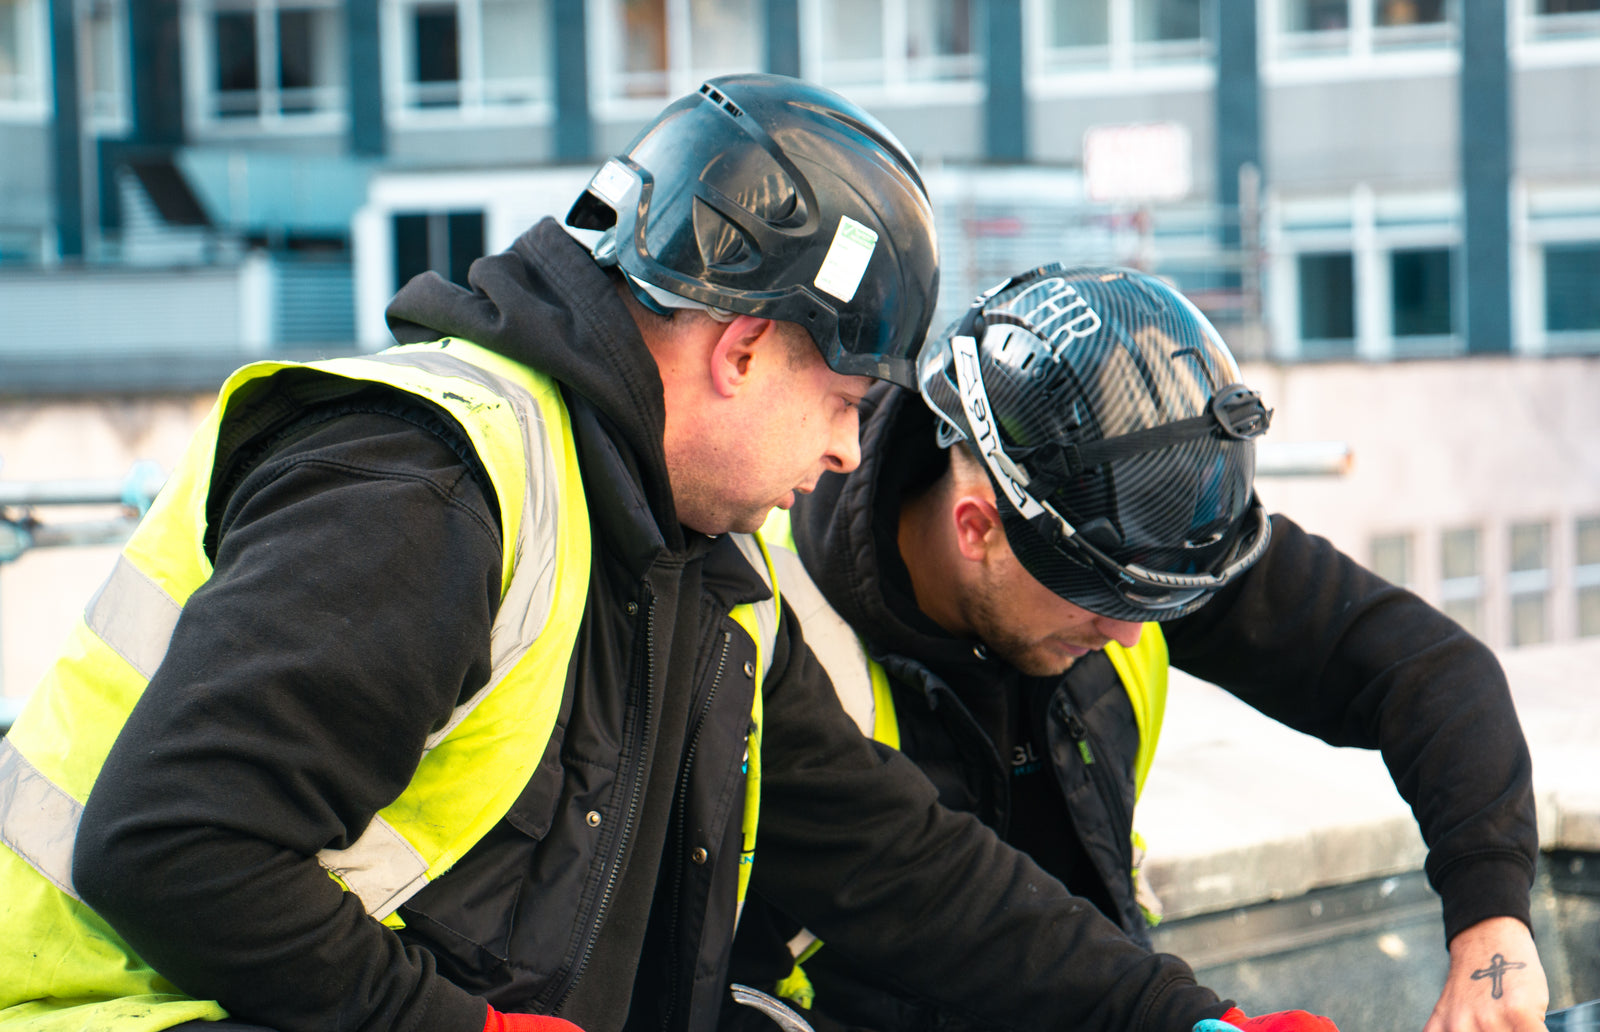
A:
[[1006, 279, 1103, 360], [952, 333, 1046, 521]]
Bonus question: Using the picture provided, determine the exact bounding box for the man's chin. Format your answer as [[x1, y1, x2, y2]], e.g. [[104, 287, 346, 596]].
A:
[[727, 507, 774, 536], [1004, 642, 1083, 678]]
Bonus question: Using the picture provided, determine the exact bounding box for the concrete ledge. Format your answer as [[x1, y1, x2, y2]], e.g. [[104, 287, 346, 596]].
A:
[[1138, 639, 1600, 921]]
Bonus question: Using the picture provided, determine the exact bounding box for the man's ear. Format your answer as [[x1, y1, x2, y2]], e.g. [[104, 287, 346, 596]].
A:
[[951, 494, 1004, 562], [708, 315, 774, 398]]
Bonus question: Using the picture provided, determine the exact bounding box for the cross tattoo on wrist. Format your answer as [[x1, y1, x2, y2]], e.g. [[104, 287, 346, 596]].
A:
[[1471, 953, 1527, 999]]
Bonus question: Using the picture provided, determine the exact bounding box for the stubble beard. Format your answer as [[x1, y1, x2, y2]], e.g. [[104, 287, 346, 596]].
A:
[[967, 578, 1080, 679]]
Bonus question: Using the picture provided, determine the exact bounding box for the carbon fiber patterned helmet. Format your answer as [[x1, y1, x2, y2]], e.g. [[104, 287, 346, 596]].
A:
[[566, 73, 939, 389], [918, 265, 1273, 621]]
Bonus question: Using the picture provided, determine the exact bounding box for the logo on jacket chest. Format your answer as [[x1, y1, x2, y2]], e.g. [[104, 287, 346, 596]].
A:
[[1011, 741, 1043, 776]]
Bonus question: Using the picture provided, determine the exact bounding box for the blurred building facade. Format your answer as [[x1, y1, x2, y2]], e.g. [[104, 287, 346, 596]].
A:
[[9, 1, 1600, 361], [3, 0, 1600, 683]]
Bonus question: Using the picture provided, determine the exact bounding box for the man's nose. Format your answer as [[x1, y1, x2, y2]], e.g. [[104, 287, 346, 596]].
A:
[[823, 407, 863, 473], [1094, 617, 1144, 649]]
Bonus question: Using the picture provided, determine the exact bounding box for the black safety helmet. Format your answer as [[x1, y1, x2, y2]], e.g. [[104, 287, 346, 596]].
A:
[[566, 73, 939, 389], [918, 265, 1273, 621]]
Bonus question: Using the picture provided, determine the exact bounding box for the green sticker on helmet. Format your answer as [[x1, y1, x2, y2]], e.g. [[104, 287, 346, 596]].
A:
[[814, 216, 878, 303]]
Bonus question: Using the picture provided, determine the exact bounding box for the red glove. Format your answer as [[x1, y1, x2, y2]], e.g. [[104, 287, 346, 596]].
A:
[[483, 1005, 587, 1032], [1219, 1006, 1340, 1032]]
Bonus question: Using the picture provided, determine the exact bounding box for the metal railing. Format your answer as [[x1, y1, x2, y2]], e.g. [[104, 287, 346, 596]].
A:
[[0, 460, 166, 720], [0, 462, 166, 563]]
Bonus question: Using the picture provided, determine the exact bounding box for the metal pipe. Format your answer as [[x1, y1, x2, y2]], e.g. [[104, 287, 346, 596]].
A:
[[27, 518, 143, 550], [0, 461, 165, 509], [0, 479, 132, 507]]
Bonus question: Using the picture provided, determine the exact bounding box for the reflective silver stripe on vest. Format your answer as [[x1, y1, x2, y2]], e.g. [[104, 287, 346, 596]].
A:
[[316, 348, 567, 912], [0, 556, 181, 900], [358, 349, 564, 749], [0, 737, 82, 896], [316, 813, 430, 918], [86, 555, 184, 681], [730, 533, 780, 669]]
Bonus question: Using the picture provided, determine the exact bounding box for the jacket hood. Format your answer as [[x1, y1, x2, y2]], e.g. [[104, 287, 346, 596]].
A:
[[790, 383, 991, 674], [385, 217, 677, 533]]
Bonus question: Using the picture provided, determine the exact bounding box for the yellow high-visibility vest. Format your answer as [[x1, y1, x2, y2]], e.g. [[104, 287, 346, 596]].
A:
[[0, 339, 779, 1030]]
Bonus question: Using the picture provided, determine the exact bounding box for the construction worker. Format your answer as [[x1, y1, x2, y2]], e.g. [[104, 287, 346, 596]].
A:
[[734, 265, 1547, 1032], [0, 78, 1334, 1032]]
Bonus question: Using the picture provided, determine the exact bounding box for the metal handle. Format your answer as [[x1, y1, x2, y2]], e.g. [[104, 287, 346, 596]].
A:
[[729, 984, 815, 1032]]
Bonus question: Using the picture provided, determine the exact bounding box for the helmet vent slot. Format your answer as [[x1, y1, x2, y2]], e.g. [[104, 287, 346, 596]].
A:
[[698, 83, 744, 117]]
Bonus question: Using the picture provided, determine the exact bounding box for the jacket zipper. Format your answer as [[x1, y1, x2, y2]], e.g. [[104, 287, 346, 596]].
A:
[[662, 628, 732, 1028], [908, 666, 1012, 834], [552, 589, 657, 1013], [1051, 693, 1134, 876]]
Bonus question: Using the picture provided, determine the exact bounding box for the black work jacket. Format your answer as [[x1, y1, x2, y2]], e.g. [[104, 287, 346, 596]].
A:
[[758, 383, 1539, 1032], [875, 646, 1151, 942], [72, 221, 1238, 1032]]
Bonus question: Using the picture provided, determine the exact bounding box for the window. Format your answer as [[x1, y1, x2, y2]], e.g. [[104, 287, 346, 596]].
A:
[[1545, 242, 1600, 338], [410, 5, 458, 106], [1041, 0, 1208, 72], [1577, 516, 1600, 638], [1049, 0, 1108, 54], [0, 0, 43, 109], [82, 0, 129, 126], [393, 210, 484, 294], [1298, 252, 1356, 355], [1528, 0, 1600, 42], [1370, 532, 1412, 587], [1374, 0, 1447, 31], [1391, 247, 1452, 338], [1507, 521, 1550, 647], [907, 0, 974, 75], [811, 0, 975, 88], [593, 0, 758, 102], [392, 0, 548, 113], [1275, 0, 1451, 58], [1439, 527, 1483, 637], [200, 0, 344, 122]]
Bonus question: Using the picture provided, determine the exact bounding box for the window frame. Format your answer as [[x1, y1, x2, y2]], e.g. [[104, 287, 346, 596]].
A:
[[1575, 515, 1600, 638], [1507, 520, 1552, 647], [0, 0, 49, 122], [382, 0, 553, 127], [1270, 187, 1463, 361], [182, 0, 348, 135], [1515, 0, 1600, 58], [1521, 187, 1600, 355], [1027, 0, 1214, 96], [798, 0, 983, 106], [1261, 0, 1459, 84], [80, 0, 130, 132], [588, 0, 772, 118], [1438, 524, 1485, 639], [1370, 530, 1413, 587]]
